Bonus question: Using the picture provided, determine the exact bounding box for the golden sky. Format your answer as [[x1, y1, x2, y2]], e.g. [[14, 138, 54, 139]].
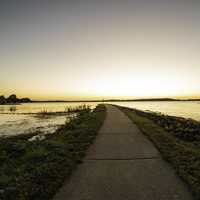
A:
[[0, 1, 200, 100]]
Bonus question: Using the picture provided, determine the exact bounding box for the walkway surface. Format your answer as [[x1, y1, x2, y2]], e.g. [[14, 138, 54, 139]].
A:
[[54, 105, 193, 200]]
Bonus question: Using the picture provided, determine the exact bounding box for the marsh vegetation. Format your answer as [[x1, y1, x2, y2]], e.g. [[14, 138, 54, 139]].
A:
[[0, 104, 106, 200], [0, 105, 94, 138]]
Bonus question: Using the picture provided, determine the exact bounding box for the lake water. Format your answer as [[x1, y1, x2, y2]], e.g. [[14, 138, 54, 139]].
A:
[[0, 102, 98, 114], [0, 102, 99, 137], [110, 101, 200, 121], [0, 101, 200, 137]]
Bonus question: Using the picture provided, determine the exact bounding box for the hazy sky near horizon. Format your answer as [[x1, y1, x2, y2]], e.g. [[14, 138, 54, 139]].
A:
[[0, 0, 200, 100]]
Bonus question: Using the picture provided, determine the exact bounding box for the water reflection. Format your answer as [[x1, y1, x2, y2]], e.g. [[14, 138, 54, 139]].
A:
[[9, 106, 17, 113], [0, 103, 97, 137], [1, 101, 200, 137], [0, 113, 69, 137], [0, 102, 98, 114], [111, 101, 200, 121]]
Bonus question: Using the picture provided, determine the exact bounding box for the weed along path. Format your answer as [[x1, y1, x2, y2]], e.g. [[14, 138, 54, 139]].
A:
[[54, 105, 193, 200]]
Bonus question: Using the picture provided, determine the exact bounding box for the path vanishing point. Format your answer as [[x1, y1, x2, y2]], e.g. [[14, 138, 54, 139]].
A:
[[54, 105, 193, 200]]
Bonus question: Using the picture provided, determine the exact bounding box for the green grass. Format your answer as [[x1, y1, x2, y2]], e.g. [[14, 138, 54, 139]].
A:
[[0, 104, 106, 200], [117, 106, 200, 200]]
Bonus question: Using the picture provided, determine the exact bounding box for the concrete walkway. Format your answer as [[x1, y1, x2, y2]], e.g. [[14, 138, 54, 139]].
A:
[[54, 105, 193, 200]]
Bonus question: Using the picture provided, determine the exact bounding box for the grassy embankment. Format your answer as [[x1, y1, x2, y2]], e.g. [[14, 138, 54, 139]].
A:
[[0, 104, 106, 200], [117, 105, 200, 199]]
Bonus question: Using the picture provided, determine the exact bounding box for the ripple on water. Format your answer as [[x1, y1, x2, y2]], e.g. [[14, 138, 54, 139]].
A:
[[0, 114, 68, 137]]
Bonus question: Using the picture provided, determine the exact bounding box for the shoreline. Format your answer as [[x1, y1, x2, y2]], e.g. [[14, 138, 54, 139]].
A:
[[0, 105, 106, 199]]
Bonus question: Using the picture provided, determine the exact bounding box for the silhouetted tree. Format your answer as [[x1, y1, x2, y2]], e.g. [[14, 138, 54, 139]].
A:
[[21, 98, 31, 103], [7, 94, 18, 103], [0, 95, 6, 104], [0, 94, 31, 104]]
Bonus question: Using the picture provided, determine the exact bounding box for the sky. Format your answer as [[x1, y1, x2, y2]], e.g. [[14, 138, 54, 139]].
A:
[[0, 0, 200, 100]]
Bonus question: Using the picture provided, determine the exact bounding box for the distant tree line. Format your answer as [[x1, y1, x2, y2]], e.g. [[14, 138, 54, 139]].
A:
[[0, 94, 31, 104]]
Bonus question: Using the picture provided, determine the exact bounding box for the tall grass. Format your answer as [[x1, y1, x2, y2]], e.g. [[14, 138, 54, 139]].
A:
[[35, 105, 92, 120]]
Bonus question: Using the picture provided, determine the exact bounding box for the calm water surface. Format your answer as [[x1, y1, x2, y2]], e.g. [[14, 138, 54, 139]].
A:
[[0, 101, 200, 137], [111, 101, 200, 121], [0, 102, 98, 114], [0, 102, 98, 137]]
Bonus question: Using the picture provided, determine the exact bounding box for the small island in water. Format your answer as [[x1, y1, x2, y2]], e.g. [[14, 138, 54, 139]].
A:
[[0, 94, 31, 105]]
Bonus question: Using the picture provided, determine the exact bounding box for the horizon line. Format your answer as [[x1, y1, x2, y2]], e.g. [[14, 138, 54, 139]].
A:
[[30, 97, 200, 102]]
